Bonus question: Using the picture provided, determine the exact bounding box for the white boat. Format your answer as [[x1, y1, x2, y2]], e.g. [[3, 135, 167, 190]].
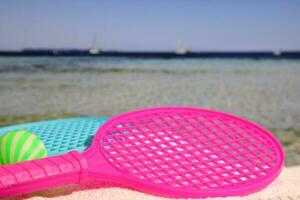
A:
[[175, 48, 188, 55], [89, 48, 100, 55], [273, 50, 282, 56]]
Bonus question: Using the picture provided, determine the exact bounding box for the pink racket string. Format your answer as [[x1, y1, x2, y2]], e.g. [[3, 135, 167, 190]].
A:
[[94, 107, 284, 196]]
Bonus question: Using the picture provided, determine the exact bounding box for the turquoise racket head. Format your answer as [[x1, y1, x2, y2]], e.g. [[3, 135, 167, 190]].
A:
[[0, 117, 108, 156]]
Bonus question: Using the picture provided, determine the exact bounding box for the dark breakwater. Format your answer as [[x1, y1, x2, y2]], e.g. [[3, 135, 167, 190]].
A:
[[1, 50, 300, 59]]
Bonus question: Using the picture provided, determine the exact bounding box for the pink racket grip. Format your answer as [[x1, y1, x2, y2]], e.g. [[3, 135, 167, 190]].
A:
[[0, 151, 87, 198]]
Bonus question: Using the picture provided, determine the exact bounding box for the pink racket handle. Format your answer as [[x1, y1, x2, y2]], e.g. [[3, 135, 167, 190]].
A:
[[0, 151, 87, 198]]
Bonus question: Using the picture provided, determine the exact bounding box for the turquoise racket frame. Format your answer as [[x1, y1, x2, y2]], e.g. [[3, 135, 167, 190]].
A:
[[0, 117, 108, 156]]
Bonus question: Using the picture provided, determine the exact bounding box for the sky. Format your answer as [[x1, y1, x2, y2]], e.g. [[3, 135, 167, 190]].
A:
[[0, 0, 300, 51]]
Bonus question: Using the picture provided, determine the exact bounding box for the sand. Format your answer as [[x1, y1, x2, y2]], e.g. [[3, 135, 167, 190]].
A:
[[6, 166, 300, 200]]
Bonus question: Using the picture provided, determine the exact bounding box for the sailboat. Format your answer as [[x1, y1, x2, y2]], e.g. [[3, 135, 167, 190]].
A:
[[273, 50, 282, 56], [175, 38, 188, 55], [89, 35, 101, 55], [175, 48, 188, 55], [89, 48, 100, 55]]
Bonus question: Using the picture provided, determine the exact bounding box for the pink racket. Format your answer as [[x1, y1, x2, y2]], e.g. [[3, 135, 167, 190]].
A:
[[0, 107, 284, 198]]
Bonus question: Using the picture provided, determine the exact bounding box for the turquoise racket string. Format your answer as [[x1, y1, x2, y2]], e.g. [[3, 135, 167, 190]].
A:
[[0, 117, 108, 156]]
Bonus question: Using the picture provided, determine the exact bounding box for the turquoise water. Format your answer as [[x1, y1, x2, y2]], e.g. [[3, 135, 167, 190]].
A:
[[0, 57, 299, 72]]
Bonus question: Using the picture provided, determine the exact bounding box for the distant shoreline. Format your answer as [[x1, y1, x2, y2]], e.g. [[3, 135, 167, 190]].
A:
[[1, 50, 300, 59]]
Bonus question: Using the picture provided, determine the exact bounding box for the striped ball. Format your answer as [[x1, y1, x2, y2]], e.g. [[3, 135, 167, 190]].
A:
[[0, 130, 47, 165]]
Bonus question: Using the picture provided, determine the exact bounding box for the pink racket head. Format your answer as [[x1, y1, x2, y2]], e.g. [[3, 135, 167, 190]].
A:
[[83, 107, 284, 198]]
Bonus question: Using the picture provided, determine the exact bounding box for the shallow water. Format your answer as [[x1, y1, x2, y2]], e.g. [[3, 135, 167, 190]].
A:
[[0, 57, 300, 165], [0, 57, 299, 128], [0, 56, 300, 72]]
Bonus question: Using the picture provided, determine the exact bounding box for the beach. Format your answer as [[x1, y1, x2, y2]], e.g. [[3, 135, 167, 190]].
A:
[[0, 57, 299, 166]]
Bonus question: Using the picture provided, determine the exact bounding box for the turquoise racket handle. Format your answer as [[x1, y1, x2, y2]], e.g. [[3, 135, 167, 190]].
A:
[[0, 151, 87, 198]]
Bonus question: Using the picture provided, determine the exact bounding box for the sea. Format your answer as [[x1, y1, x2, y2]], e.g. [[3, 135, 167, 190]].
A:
[[0, 56, 299, 73]]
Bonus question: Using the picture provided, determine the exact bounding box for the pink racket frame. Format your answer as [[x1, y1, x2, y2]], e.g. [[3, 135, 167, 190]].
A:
[[0, 107, 284, 198]]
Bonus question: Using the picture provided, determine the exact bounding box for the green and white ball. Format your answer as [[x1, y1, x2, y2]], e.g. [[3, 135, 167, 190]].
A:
[[0, 130, 47, 165]]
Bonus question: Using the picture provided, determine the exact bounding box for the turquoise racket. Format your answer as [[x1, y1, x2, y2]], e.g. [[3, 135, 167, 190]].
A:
[[0, 117, 108, 156]]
